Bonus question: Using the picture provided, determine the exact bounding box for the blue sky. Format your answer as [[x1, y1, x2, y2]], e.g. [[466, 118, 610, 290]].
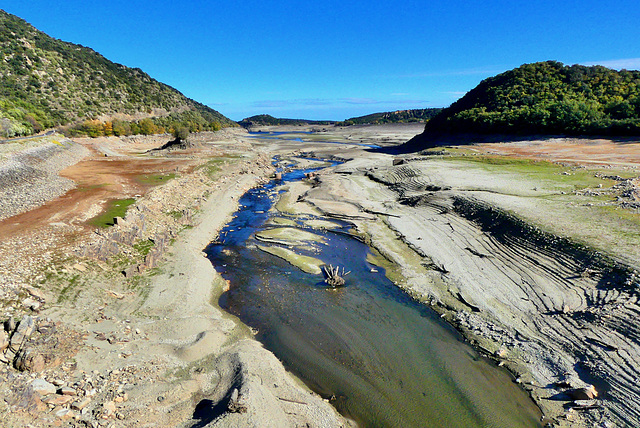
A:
[[2, 1, 639, 121]]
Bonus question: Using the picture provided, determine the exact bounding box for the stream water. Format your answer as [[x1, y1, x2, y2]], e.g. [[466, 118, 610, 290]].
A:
[[205, 156, 542, 427]]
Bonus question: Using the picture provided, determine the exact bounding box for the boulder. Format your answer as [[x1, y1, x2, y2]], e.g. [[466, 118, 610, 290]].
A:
[[9, 315, 34, 352], [30, 378, 57, 396], [567, 385, 598, 400], [15, 348, 46, 372]]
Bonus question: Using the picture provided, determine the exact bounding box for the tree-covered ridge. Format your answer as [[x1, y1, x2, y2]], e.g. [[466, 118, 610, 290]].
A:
[[338, 108, 443, 125], [238, 114, 335, 127], [0, 9, 235, 138], [424, 61, 640, 136]]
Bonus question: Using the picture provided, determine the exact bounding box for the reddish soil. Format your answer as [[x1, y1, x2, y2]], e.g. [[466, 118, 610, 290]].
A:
[[0, 143, 194, 239], [474, 137, 640, 166]]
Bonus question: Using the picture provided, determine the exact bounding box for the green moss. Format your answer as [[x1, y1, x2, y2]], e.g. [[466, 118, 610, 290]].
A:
[[137, 172, 177, 185], [89, 198, 136, 228]]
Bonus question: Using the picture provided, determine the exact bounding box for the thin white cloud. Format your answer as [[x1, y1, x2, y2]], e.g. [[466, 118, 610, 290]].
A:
[[583, 58, 640, 70]]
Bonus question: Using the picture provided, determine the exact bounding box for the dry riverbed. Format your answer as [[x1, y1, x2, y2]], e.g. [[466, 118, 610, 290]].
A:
[[1, 123, 640, 427]]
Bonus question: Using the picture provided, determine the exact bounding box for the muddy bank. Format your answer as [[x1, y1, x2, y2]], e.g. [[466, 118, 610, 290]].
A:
[[303, 152, 640, 426]]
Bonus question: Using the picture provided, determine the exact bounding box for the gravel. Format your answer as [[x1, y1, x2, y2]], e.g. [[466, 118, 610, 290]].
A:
[[0, 138, 89, 221]]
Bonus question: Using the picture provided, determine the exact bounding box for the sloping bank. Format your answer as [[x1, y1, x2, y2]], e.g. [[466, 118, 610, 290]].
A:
[[134, 158, 349, 427], [300, 157, 640, 427]]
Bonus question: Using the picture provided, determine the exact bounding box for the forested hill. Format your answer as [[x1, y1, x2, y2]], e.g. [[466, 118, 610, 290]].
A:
[[338, 108, 443, 125], [421, 61, 640, 137], [0, 9, 235, 138], [238, 115, 335, 127]]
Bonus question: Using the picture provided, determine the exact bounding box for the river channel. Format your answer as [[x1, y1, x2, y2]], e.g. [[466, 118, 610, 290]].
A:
[[205, 151, 542, 427]]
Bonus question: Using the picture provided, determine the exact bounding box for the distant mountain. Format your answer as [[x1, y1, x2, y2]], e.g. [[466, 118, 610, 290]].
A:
[[338, 108, 443, 125], [0, 9, 235, 138], [238, 114, 335, 128], [418, 61, 640, 139]]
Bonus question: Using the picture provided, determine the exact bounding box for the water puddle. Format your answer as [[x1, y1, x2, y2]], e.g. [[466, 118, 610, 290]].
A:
[[205, 155, 541, 427]]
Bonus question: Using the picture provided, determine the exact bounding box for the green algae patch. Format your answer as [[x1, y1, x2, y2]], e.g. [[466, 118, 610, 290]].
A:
[[256, 244, 323, 274], [255, 227, 326, 246], [89, 198, 136, 228]]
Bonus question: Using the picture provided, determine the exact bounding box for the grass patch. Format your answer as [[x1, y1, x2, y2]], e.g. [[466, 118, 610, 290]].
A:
[[199, 155, 241, 179], [166, 210, 184, 219], [57, 274, 81, 303], [89, 198, 136, 228], [137, 172, 177, 185], [442, 154, 615, 191], [133, 239, 155, 256]]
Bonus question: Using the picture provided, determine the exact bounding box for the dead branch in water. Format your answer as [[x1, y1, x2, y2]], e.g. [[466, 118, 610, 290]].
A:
[[322, 264, 351, 287]]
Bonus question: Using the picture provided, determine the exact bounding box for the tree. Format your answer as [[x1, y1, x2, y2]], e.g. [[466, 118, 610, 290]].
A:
[[138, 118, 157, 135], [172, 126, 190, 142]]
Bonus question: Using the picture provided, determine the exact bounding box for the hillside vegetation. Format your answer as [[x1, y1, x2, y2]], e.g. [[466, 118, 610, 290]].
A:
[[0, 9, 234, 138], [238, 114, 335, 127], [338, 108, 443, 125], [423, 61, 640, 136]]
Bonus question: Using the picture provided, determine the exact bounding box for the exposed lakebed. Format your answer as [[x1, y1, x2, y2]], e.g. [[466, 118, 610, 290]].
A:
[[205, 154, 542, 427]]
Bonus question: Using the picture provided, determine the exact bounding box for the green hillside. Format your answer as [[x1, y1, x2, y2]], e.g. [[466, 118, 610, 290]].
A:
[[238, 114, 335, 127], [338, 108, 443, 125], [0, 9, 235, 138], [423, 61, 640, 136]]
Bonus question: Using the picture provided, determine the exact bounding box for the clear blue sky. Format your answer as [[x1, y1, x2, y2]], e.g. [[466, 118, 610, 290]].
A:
[[2, 1, 639, 121]]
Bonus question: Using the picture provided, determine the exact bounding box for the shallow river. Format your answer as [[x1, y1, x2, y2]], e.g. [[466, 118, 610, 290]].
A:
[[205, 155, 541, 427]]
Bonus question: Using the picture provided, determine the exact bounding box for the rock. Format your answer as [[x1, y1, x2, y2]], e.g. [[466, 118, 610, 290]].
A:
[[22, 297, 41, 311], [42, 394, 74, 406], [9, 315, 34, 351], [103, 400, 117, 416], [0, 330, 8, 352], [25, 286, 46, 300], [4, 316, 15, 333], [72, 263, 87, 272], [113, 216, 126, 226], [71, 397, 91, 411], [55, 408, 75, 419], [14, 348, 45, 372], [30, 378, 57, 396], [567, 385, 598, 400], [572, 399, 599, 409], [227, 388, 247, 413], [60, 386, 76, 396]]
